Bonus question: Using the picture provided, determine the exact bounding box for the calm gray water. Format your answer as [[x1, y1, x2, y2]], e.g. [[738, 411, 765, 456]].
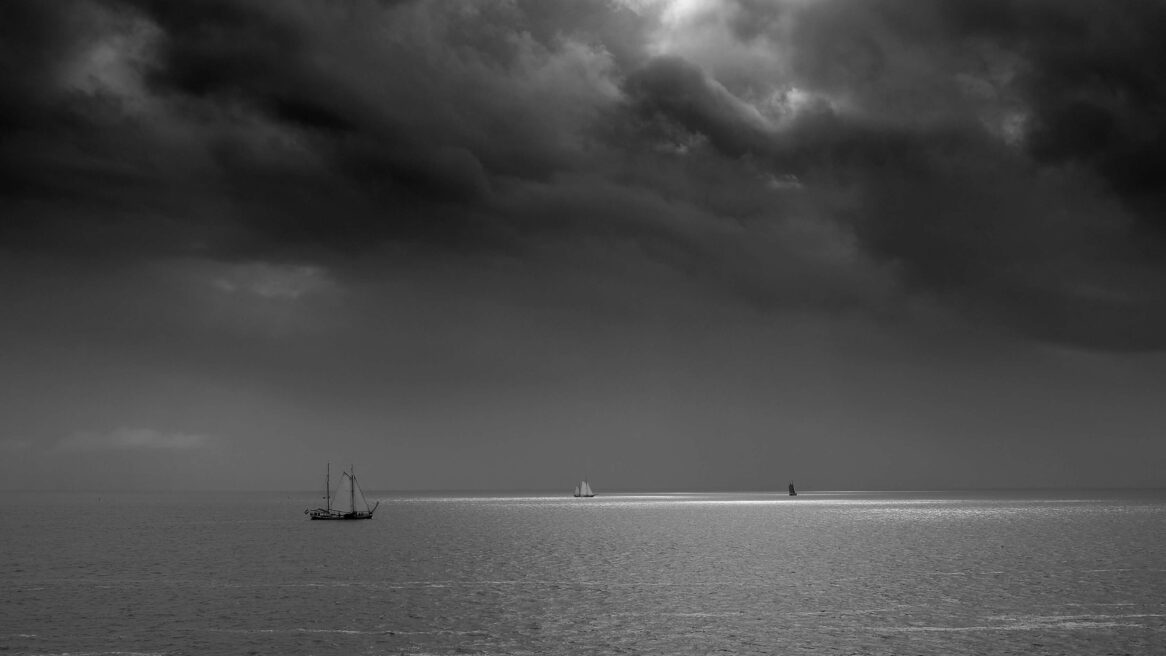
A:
[[2, 490, 1165, 655]]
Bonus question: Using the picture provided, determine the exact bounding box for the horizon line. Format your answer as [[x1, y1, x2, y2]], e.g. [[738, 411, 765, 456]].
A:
[[2, 486, 1164, 494]]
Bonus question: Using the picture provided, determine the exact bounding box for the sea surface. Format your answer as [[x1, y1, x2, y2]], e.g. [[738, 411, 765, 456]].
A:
[[2, 490, 1165, 655]]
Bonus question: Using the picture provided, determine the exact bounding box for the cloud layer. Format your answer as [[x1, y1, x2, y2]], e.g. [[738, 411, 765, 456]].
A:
[[3, 0, 1166, 363]]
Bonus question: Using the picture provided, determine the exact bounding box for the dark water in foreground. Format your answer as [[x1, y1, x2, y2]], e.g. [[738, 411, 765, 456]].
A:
[[2, 490, 1165, 655]]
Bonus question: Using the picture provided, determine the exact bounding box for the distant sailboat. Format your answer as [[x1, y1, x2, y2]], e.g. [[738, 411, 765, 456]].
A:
[[573, 480, 595, 498], [306, 463, 379, 520], [788, 482, 797, 497]]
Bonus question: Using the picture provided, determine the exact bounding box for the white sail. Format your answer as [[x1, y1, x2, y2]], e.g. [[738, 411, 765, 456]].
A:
[[574, 485, 580, 496], [580, 481, 593, 497]]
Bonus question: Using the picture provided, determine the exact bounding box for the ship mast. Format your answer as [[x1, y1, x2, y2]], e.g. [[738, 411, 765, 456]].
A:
[[350, 464, 356, 513], [325, 462, 331, 511]]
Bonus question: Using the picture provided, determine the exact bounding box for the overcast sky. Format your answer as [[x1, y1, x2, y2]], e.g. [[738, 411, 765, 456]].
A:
[[3, 0, 1166, 492]]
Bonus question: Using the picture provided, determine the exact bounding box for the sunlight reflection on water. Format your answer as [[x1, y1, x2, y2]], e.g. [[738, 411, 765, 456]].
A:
[[3, 490, 1165, 655]]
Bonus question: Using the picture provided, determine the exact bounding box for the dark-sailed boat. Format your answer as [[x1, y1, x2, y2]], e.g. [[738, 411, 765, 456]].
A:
[[306, 463, 379, 520], [788, 482, 797, 497]]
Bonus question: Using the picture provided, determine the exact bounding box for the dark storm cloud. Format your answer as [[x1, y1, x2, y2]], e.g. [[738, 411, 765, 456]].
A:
[[624, 56, 771, 159], [654, 0, 1166, 350], [4, 0, 1166, 350], [133, 0, 497, 212], [0, 0, 642, 257]]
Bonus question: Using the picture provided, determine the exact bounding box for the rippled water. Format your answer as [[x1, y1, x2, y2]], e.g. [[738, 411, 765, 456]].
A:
[[2, 490, 1165, 655]]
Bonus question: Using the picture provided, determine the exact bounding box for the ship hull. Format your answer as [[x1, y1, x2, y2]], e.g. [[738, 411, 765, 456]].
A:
[[308, 509, 374, 520]]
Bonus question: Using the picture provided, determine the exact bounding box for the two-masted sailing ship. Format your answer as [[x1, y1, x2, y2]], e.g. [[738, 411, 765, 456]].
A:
[[573, 480, 595, 497], [306, 463, 379, 520]]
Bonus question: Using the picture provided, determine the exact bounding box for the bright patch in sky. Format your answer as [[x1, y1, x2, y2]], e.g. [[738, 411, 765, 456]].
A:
[[55, 428, 211, 453], [211, 263, 334, 300]]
